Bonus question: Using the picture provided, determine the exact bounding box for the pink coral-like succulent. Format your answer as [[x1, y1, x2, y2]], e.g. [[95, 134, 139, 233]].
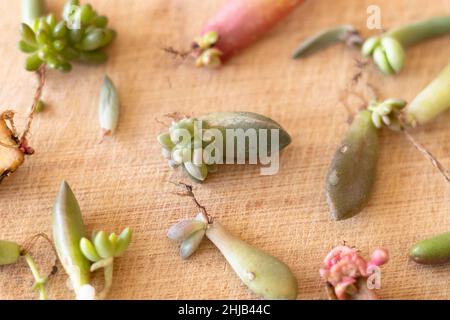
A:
[[320, 246, 389, 300]]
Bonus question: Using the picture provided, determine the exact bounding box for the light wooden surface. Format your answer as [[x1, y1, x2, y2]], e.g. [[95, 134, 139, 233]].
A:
[[1, 0, 450, 300]]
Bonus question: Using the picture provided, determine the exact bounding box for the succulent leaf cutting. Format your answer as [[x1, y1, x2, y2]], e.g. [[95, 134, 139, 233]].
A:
[[157, 112, 291, 182], [167, 183, 298, 300], [191, 0, 305, 68], [362, 16, 450, 75]]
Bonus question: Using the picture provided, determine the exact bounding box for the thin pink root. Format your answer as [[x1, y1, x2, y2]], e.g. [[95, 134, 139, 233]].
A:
[[320, 246, 389, 300]]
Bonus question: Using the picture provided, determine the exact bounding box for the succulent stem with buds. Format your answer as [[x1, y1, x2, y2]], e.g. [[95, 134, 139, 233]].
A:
[[362, 16, 450, 75]]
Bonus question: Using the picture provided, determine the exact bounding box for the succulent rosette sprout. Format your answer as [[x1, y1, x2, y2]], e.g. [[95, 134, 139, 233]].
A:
[[320, 246, 389, 300], [19, 0, 116, 72]]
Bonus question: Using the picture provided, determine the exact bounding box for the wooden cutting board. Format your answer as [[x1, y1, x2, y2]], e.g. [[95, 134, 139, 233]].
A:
[[1, 0, 450, 300]]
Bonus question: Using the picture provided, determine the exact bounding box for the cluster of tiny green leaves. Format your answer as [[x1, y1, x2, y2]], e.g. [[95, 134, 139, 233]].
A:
[[19, 0, 115, 72], [193, 31, 222, 68], [157, 118, 218, 182], [368, 98, 407, 131], [80, 227, 132, 267], [362, 36, 406, 75], [167, 215, 207, 259]]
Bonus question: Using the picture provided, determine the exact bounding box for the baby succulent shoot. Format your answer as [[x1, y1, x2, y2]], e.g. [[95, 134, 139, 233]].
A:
[[168, 183, 298, 300], [320, 245, 389, 300], [192, 0, 305, 68], [292, 25, 362, 59], [410, 231, 450, 265], [80, 227, 132, 300], [99, 76, 120, 140], [52, 181, 93, 299], [327, 62, 450, 220], [362, 16, 450, 75], [157, 112, 291, 182], [0, 235, 57, 300]]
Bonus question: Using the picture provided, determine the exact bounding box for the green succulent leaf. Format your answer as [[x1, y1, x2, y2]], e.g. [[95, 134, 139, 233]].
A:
[[94, 231, 114, 259], [80, 237, 101, 262], [0, 240, 21, 266], [326, 110, 379, 220], [20, 23, 37, 45], [25, 53, 44, 71], [19, 40, 37, 53], [115, 227, 132, 257], [109, 233, 118, 252]]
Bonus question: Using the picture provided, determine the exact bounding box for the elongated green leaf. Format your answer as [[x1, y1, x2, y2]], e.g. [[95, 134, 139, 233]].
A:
[[199, 112, 291, 159], [325, 110, 379, 220], [52, 181, 91, 295]]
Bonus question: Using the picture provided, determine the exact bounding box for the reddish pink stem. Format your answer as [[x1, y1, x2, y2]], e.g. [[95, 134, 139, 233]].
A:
[[199, 0, 305, 62]]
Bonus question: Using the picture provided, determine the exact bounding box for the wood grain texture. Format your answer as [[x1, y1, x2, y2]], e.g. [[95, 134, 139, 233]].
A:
[[1, 0, 450, 300]]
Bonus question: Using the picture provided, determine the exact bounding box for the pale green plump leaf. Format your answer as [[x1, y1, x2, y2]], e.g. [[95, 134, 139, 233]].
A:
[[80, 238, 101, 262], [362, 36, 380, 56], [94, 231, 114, 259], [0, 240, 21, 266], [381, 37, 405, 73], [157, 132, 174, 149], [167, 220, 206, 242], [373, 47, 394, 75], [180, 229, 205, 259], [405, 62, 450, 125], [99, 75, 120, 136], [184, 162, 208, 182], [371, 111, 382, 129], [109, 233, 118, 252], [114, 227, 132, 257], [206, 223, 298, 300]]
